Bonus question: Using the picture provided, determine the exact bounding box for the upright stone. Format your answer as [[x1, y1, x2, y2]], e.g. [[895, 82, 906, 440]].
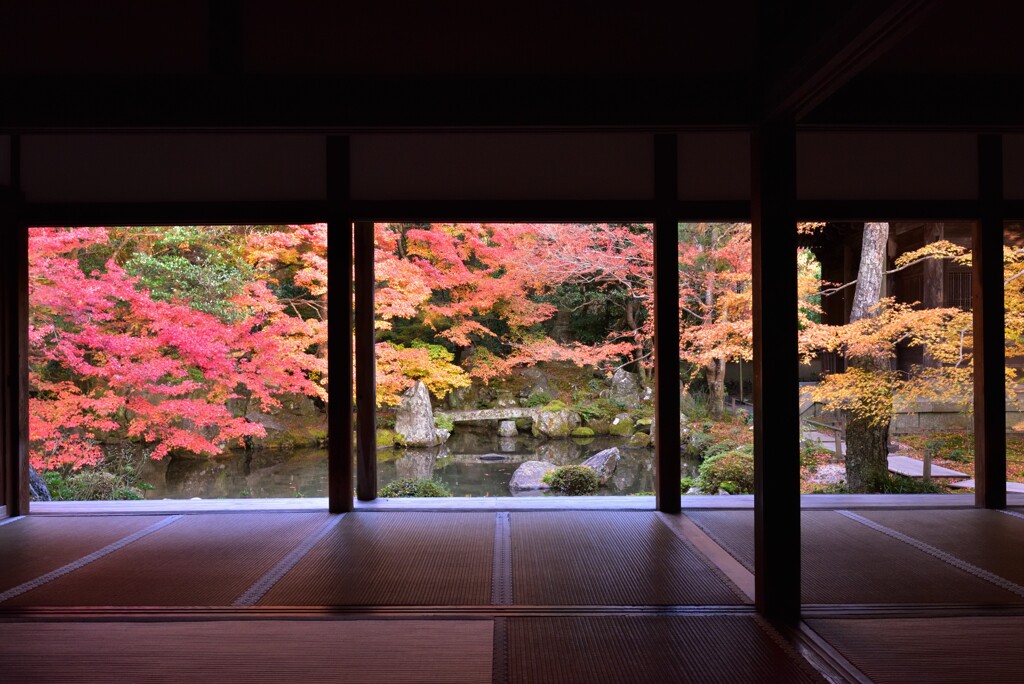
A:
[[581, 447, 620, 484], [498, 420, 518, 437], [395, 381, 448, 447], [610, 369, 642, 408]]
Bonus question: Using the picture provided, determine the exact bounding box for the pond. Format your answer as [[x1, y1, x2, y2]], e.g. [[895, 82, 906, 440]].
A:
[[138, 427, 703, 499]]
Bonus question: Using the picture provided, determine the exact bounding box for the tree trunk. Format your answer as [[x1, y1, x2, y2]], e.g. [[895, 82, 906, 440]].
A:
[[706, 358, 726, 420], [922, 223, 945, 368], [845, 222, 891, 492]]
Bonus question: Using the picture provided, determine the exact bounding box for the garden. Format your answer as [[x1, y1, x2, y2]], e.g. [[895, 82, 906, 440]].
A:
[[26, 222, 1024, 500]]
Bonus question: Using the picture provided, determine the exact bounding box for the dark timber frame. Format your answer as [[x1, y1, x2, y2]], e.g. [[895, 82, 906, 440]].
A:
[[751, 121, 801, 624], [974, 134, 1007, 509], [0, 130, 1018, 628], [327, 137, 354, 513]]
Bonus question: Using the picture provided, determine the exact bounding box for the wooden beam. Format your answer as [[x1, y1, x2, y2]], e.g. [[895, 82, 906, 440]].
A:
[[751, 119, 800, 624], [327, 137, 353, 513], [654, 134, 681, 513], [1, 188, 29, 515], [763, 0, 939, 120], [353, 221, 377, 501], [974, 134, 1006, 509]]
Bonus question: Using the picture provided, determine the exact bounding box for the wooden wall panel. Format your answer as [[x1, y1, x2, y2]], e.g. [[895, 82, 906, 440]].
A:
[[797, 133, 977, 200], [678, 132, 750, 201], [350, 133, 654, 201], [20, 134, 327, 203]]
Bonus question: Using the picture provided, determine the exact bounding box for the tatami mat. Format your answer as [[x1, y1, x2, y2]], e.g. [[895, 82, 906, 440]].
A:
[[4, 513, 331, 606], [680, 509, 1020, 604], [510, 512, 745, 605], [260, 512, 495, 606], [0, 515, 171, 595], [0, 619, 493, 684], [858, 509, 1024, 586], [507, 616, 822, 683], [802, 512, 1021, 604], [808, 616, 1024, 684], [683, 510, 756, 572]]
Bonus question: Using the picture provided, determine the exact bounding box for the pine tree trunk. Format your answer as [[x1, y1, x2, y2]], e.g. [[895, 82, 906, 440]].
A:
[[845, 222, 891, 493]]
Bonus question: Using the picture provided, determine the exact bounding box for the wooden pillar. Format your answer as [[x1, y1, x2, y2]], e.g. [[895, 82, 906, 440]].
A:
[[1, 187, 29, 515], [751, 120, 800, 624], [654, 134, 681, 513], [327, 137, 354, 513], [353, 221, 377, 500], [974, 134, 1006, 509]]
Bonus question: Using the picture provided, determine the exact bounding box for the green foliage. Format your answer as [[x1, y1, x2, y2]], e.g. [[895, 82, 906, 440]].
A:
[[42, 447, 154, 501], [525, 390, 553, 407], [808, 483, 850, 494], [572, 398, 620, 422], [703, 439, 740, 461], [697, 446, 755, 494], [543, 465, 600, 495], [379, 477, 452, 498], [873, 474, 948, 494], [680, 476, 696, 493], [683, 431, 716, 460], [680, 390, 711, 421], [434, 414, 455, 431]]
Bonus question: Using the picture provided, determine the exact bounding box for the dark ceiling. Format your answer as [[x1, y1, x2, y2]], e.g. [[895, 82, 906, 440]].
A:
[[0, 0, 1020, 130]]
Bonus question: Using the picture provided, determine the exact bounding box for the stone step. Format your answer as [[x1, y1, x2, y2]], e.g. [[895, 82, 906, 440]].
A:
[[886, 455, 969, 478], [947, 479, 1024, 493]]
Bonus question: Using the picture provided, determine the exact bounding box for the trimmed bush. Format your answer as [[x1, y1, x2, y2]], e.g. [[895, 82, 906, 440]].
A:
[[379, 477, 452, 498], [543, 465, 600, 495], [696, 446, 754, 494], [683, 431, 715, 460], [680, 476, 696, 494], [525, 390, 553, 407]]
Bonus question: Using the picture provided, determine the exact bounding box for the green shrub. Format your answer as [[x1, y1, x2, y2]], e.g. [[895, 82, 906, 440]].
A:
[[525, 390, 553, 407], [683, 431, 715, 460], [697, 446, 754, 494], [379, 477, 452, 498], [434, 414, 455, 431], [680, 476, 696, 493], [41, 446, 154, 501], [543, 465, 600, 495], [570, 427, 595, 438], [703, 439, 739, 461], [875, 474, 948, 494]]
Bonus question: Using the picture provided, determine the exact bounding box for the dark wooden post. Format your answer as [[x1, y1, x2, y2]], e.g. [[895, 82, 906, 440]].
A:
[[1, 187, 29, 515], [654, 134, 681, 513], [974, 134, 1006, 509], [353, 221, 377, 500], [327, 137, 354, 513], [751, 120, 800, 624]]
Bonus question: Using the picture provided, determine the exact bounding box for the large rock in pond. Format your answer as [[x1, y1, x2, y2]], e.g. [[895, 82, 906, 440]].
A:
[[498, 420, 518, 437], [509, 460, 558, 492], [532, 409, 580, 438], [395, 381, 449, 447], [609, 369, 641, 408], [29, 466, 51, 501], [581, 447, 620, 484]]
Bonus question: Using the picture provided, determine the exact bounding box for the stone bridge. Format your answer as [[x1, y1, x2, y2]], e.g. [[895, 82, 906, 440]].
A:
[[434, 407, 542, 423]]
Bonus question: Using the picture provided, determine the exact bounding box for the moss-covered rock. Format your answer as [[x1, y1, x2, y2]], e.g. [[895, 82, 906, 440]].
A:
[[608, 414, 635, 436], [628, 432, 651, 448], [533, 409, 580, 438], [585, 419, 611, 435], [570, 426, 595, 438], [515, 417, 534, 431]]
